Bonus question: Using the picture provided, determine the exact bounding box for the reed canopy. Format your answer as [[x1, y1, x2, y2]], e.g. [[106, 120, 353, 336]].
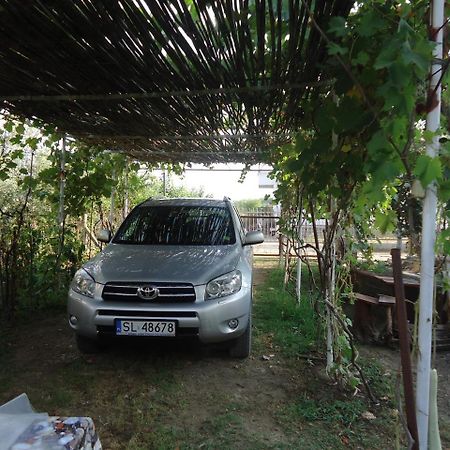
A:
[[0, 0, 353, 163]]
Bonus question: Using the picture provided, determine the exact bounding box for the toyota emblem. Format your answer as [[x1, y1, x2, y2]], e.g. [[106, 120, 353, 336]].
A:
[[137, 285, 159, 300]]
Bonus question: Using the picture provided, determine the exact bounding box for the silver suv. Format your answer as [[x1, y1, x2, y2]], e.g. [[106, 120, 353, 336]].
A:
[[67, 198, 264, 358]]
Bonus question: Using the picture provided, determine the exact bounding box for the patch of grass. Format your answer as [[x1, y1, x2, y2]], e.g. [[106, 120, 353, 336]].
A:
[[195, 412, 286, 450], [290, 397, 365, 427], [440, 418, 450, 447], [360, 357, 395, 402], [128, 412, 292, 450], [253, 264, 399, 449], [254, 267, 322, 357], [39, 388, 74, 411], [127, 425, 180, 450], [278, 394, 397, 450]]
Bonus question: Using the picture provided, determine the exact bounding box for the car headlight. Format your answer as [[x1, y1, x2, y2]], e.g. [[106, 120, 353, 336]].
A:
[[205, 270, 242, 300], [71, 269, 96, 298]]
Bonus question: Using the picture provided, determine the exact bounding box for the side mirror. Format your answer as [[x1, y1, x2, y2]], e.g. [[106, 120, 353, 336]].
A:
[[243, 230, 264, 246], [97, 229, 112, 243]]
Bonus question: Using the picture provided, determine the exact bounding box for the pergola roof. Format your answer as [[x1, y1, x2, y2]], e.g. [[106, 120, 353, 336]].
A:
[[0, 0, 353, 163]]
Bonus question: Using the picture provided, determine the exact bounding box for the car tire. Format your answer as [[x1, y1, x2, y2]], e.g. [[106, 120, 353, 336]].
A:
[[76, 334, 103, 354], [229, 314, 252, 359]]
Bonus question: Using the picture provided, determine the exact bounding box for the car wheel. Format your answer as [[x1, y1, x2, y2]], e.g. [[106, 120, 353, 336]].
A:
[[76, 334, 103, 354], [229, 314, 252, 359]]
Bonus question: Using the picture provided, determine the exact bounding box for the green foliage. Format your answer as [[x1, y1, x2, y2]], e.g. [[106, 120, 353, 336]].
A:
[[413, 155, 443, 188], [374, 209, 397, 234], [437, 209, 450, 255], [0, 116, 203, 319], [264, 2, 450, 396], [268, 1, 444, 390], [352, 259, 389, 275], [0, 119, 80, 317], [270, 1, 440, 238], [234, 198, 270, 211], [38, 145, 124, 216], [391, 177, 422, 241]]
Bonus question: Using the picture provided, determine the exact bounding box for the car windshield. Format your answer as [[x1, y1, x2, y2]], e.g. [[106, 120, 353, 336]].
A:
[[113, 205, 236, 245]]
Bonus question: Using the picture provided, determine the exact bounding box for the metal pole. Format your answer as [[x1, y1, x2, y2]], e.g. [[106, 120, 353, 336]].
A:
[[296, 233, 302, 301], [57, 137, 66, 231], [326, 196, 336, 372], [123, 159, 129, 218], [109, 168, 116, 229], [416, 1, 444, 447], [162, 169, 167, 197], [56, 136, 66, 284], [296, 188, 303, 302], [326, 113, 339, 372], [57, 136, 66, 267], [396, 226, 402, 252], [429, 369, 442, 449], [283, 238, 291, 287]]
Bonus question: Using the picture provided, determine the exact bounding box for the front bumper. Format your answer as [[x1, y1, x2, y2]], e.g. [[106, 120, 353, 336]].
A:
[[67, 283, 251, 344]]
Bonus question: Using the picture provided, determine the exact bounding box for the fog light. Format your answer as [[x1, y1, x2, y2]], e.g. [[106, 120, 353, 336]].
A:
[[228, 319, 239, 329], [69, 315, 78, 326]]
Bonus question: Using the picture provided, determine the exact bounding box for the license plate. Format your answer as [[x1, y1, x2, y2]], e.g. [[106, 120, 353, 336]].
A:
[[115, 320, 176, 337]]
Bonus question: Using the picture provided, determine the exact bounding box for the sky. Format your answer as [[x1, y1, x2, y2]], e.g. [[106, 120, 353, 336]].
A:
[[158, 163, 276, 200]]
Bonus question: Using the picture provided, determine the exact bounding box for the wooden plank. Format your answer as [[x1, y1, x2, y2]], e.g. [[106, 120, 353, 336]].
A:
[[354, 292, 379, 305], [352, 268, 420, 288], [378, 294, 396, 305]]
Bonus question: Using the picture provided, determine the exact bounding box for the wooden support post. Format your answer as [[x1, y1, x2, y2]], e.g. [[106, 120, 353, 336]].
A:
[[391, 248, 419, 450]]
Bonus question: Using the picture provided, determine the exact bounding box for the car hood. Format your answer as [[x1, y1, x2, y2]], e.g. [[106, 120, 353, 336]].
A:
[[83, 243, 241, 285]]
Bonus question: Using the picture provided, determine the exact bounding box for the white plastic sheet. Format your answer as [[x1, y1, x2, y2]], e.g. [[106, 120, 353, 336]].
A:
[[0, 394, 101, 450], [0, 393, 49, 450]]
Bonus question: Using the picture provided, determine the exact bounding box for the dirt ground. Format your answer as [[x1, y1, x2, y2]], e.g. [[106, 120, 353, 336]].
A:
[[359, 344, 450, 446], [0, 259, 449, 449], [1, 321, 304, 449], [1, 263, 303, 448]]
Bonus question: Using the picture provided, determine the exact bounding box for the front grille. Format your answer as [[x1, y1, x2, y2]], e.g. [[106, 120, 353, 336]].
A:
[[97, 310, 197, 318], [102, 282, 196, 303]]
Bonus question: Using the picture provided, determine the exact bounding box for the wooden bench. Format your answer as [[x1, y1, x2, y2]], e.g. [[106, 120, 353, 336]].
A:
[[353, 292, 395, 344]]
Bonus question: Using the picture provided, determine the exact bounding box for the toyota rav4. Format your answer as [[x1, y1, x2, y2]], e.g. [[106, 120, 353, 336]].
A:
[[67, 197, 264, 358]]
